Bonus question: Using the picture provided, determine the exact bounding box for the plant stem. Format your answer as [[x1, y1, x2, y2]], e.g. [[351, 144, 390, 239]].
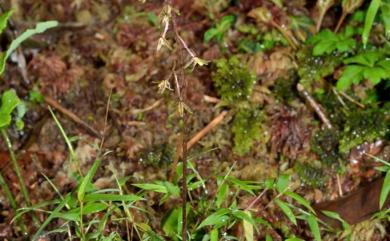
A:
[[1, 130, 31, 204], [0, 171, 17, 211], [181, 124, 188, 241], [0, 171, 27, 234], [1, 129, 40, 227]]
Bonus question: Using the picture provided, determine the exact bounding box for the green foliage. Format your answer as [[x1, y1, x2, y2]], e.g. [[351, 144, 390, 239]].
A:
[[0, 10, 12, 35], [337, 50, 390, 90], [204, 15, 235, 43], [0, 89, 25, 129], [237, 28, 287, 53], [231, 107, 262, 155], [29, 89, 44, 103], [24, 157, 144, 240], [308, 28, 356, 56], [212, 56, 256, 104], [339, 107, 389, 153], [368, 155, 390, 209], [362, 0, 381, 46], [381, 0, 390, 37], [0, 17, 58, 75]]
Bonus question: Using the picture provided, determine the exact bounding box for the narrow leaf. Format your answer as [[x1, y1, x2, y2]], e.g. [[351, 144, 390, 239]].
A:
[[84, 193, 143, 202], [306, 214, 321, 241], [0, 10, 12, 35], [362, 0, 381, 47], [78, 158, 101, 202], [380, 170, 390, 209], [0, 20, 58, 75], [275, 199, 297, 225]]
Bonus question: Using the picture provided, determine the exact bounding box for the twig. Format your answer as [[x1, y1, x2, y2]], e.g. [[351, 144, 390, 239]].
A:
[[186, 111, 228, 150], [336, 174, 343, 197], [203, 95, 220, 104], [337, 89, 365, 108], [297, 84, 332, 129], [131, 99, 162, 115], [246, 189, 268, 211], [44, 96, 102, 138]]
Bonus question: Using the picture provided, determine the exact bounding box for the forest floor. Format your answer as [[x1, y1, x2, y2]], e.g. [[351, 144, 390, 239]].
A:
[[0, 0, 389, 240]]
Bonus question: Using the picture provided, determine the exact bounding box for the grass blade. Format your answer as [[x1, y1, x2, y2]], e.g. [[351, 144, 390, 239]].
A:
[[275, 199, 297, 225], [380, 170, 390, 209], [0, 21, 58, 75], [362, 0, 381, 47], [306, 214, 321, 241], [78, 158, 101, 202]]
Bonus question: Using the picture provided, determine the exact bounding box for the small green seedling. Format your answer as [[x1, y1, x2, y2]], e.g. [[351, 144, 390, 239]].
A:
[[0, 10, 58, 76], [308, 28, 356, 56], [204, 15, 235, 43], [337, 50, 390, 90]]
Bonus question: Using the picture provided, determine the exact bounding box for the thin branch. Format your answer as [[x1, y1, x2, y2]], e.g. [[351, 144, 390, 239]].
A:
[[297, 84, 332, 129], [44, 96, 102, 138], [186, 111, 228, 150]]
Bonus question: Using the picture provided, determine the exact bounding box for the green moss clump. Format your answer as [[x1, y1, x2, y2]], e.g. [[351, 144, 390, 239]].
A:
[[295, 163, 325, 187], [232, 107, 262, 155], [311, 129, 342, 167], [212, 56, 256, 104], [316, 90, 348, 128], [296, 48, 341, 93], [339, 108, 389, 153]]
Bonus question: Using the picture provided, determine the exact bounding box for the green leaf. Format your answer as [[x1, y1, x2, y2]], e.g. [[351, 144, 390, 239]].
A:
[[380, 170, 390, 209], [210, 229, 219, 241], [133, 183, 167, 193], [363, 66, 387, 85], [276, 174, 290, 193], [306, 214, 321, 241], [78, 158, 101, 202], [232, 210, 257, 226], [51, 211, 80, 222], [285, 238, 305, 241], [84, 193, 143, 202], [162, 208, 180, 238], [275, 199, 297, 225], [381, 1, 390, 37], [265, 234, 273, 241], [285, 191, 315, 213], [203, 15, 235, 43], [321, 210, 350, 231], [362, 0, 381, 47], [242, 211, 254, 241], [197, 208, 230, 229], [309, 29, 356, 56], [133, 181, 180, 198], [0, 20, 58, 75], [344, 51, 382, 66], [216, 183, 229, 208], [0, 10, 12, 35], [82, 202, 108, 214], [0, 89, 21, 128], [337, 65, 364, 90]]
